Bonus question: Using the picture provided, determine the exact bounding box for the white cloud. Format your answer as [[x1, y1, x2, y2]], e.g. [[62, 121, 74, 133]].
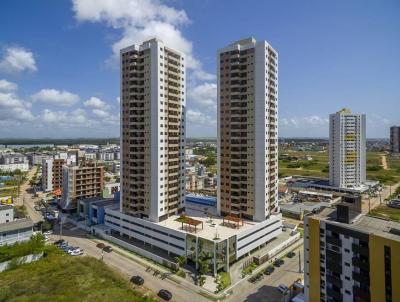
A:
[[280, 115, 329, 128], [41, 108, 89, 126], [0, 79, 17, 91], [0, 46, 37, 73], [92, 108, 109, 118], [31, 89, 80, 106], [186, 109, 216, 125], [188, 82, 217, 109], [84, 96, 110, 109], [72, 0, 213, 79], [116, 96, 120, 103], [0, 92, 35, 122]]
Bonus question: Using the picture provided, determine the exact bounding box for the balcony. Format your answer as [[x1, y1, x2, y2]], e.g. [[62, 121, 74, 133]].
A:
[[326, 235, 341, 247]]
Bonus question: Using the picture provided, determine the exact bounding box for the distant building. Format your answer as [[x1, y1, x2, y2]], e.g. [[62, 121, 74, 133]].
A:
[[0, 204, 14, 223], [304, 204, 400, 302], [61, 161, 104, 210], [0, 153, 29, 172], [84, 152, 97, 161], [329, 108, 366, 189], [0, 218, 34, 246], [390, 126, 400, 154], [27, 153, 53, 166]]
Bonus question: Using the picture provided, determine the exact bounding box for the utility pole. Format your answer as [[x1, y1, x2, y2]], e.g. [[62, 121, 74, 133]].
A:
[[59, 220, 63, 240], [298, 251, 302, 273]]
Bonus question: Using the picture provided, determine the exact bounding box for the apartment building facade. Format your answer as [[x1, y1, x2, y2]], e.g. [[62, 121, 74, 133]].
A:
[[61, 161, 104, 209], [329, 109, 366, 189], [42, 158, 66, 192], [390, 126, 400, 154], [304, 205, 400, 302], [120, 38, 186, 222], [217, 37, 279, 222]]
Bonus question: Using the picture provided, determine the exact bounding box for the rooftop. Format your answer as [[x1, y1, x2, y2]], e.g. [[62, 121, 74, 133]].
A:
[[0, 218, 34, 233], [157, 210, 273, 241], [312, 207, 400, 241]]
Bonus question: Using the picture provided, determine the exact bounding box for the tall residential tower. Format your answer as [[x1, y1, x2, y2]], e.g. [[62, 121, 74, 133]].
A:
[[329, 109, 366, 189], [120, 38, 186, 223], [390, 126, 400, 154], [217, 38, 279, 222]]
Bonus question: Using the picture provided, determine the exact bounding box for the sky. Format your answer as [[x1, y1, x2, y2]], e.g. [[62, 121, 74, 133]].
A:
[[0, 0, 399, 139]]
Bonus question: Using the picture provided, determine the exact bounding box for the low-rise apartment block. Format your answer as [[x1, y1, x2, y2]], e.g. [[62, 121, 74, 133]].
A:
[[61, 161, 104, 210]]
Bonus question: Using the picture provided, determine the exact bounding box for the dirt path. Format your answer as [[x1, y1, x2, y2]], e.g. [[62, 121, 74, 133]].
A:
[[381, 154, 389, 170]]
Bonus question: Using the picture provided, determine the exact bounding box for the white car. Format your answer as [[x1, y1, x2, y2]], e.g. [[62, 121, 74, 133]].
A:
[[70, 250, 83, 256], [43, 230, 53, 235], [277, 284, 289, 293]]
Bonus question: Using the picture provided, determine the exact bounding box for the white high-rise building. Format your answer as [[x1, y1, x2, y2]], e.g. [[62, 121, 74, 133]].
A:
[[42, 159, 53, 192], [329, 108, 366, 188], [120, 38, 186, 223], [217, 37, 279, 222]]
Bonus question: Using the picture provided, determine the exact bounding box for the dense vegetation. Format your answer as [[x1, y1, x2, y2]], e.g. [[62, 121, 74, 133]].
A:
[[0, 246, 156, 302], [0, 234, 45, 263]]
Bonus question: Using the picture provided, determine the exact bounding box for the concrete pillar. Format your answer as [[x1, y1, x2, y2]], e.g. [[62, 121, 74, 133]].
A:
[[225, 239, 229, 272], [195, 236, 199, 270], [213, 241, 217, 277]]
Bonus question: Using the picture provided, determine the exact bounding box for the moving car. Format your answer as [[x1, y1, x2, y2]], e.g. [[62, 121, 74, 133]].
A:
[[158, 289, 172, 301], [130, 275, 144, 285]]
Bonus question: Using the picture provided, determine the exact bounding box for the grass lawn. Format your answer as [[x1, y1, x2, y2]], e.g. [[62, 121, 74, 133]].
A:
[[0, 246, 156, 302], [369, 205, 400, 222]]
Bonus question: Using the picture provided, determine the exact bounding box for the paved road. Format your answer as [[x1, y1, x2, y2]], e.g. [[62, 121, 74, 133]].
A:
[[227, 244, 303, 302], [51, 224, 210, 302], [15, 167, 43, 223]]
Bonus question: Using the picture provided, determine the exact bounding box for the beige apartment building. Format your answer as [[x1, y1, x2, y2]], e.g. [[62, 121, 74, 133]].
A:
[[217, 38, 279, 222], [120, 38, 186, 222], [61, 161, 104, 210]]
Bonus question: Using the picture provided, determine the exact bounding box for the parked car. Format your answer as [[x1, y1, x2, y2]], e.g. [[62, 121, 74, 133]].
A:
[[264, 265, 275, 275], [96, 243, 106, 249], [277, 284, 289, 293], [54, 239, 64, 245], [158, 289, 172, 301], [287, 251, 296, 258], [274, 259, 284, 267], [103, 246, 113, 253], [70, 250, 83, 256], [43, 230, 53, 236], [130, 275, 144, 285]]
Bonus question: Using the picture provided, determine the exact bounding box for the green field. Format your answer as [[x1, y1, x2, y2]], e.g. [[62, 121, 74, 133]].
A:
[[369, 205, 400, 222], [279, 151, 329, 178], [279, 151, 400, 184], [0, 246, 155, 302]]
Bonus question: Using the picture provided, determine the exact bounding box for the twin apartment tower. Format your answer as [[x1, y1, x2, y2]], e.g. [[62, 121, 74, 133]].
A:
[[120, 37, 279, 223]]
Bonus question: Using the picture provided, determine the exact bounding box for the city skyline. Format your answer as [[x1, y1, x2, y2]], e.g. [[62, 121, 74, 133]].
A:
[[0, 0, 399, 139]]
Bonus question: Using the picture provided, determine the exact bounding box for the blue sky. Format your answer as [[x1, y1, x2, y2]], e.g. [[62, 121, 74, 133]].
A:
[[0, 0, 399, 138]]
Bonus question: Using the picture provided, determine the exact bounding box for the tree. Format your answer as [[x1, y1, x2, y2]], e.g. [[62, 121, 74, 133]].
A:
[[175, 255, 186, 269]]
